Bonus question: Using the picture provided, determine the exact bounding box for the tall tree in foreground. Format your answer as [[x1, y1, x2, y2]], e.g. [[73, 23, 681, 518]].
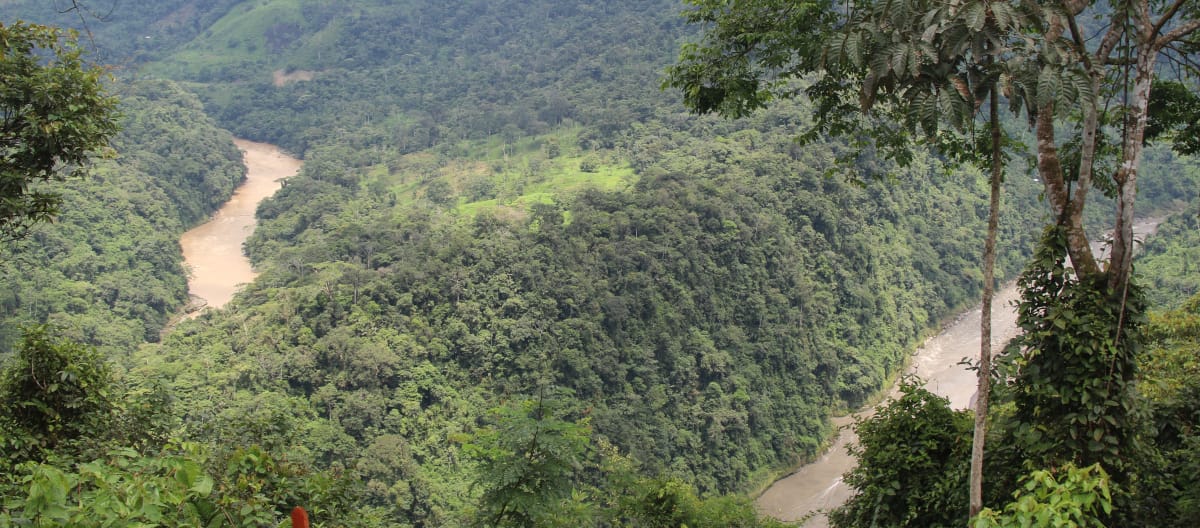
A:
[[665, 0, 1021, 517], [1002, 0, 1199, 296], [0, 21, 118, 241], [666, 0, 1199, 520], [667, 0, 1199, 287]]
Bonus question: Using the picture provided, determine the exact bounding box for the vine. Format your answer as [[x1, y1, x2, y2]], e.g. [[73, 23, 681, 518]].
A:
[[1003, 226, 1147, 484]]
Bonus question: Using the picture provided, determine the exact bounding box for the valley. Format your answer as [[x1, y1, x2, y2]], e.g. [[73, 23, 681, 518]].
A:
[[757, 218, 1165, 526], [2, 1, 1198, 526], [180, 139, 301, 312]]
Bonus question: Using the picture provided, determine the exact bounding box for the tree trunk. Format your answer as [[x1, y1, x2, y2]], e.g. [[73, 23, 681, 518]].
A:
[[1034, 108, 1098, 277], [969, 88, 1003, 519], [1108, 41, 1157, 295]]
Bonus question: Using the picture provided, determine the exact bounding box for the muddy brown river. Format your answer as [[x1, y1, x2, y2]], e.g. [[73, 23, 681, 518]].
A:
[[179, 139, 302, 312], [756, 219, 1162, 526]]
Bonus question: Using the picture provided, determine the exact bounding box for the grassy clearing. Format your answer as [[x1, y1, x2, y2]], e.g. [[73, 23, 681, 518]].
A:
[[144, 0, 323, 79], [360, 127, 636, 220]]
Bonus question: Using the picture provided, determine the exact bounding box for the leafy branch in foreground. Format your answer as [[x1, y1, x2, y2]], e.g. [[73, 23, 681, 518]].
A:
[[1, 21, 119, 241], [972, 464, 1112, 528]]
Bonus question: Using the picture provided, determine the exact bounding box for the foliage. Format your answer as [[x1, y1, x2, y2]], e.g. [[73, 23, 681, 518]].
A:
[[115, 80, 246, 225], [138, 102, 1057, 521], [0, 326, 114, 459], [663, 0, 832, 119], [609, 476, 786, 528], [828, 381, 973, 528], [3, 447, 210, 527], [1141, 294, 1200, 405], [0, 442, 381, 528], [971, 463, 1112, 528], [0, 79, 243, 352], [0, 0, 246, 64], [131, 0, 688, 157], [0, 21, 120, 240], [1132, 293, 1200, 526], [2, 2, 1198, 526], [201, 443, 381, 528], [665, 0, 1200, 292], [827, 213, 1200, 526], [1146, 79, 1200, 157], [1001, 226, 1146, 482], [1139, 203, 1200, 309], [464, 391, 786, 528], [664, 0, 1025, 169], [0, 326, 378, 527], [465, 393, 593, 527]]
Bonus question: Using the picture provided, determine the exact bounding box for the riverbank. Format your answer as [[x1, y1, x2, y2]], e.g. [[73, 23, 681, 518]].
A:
[[754, 283, 1021, 525], [756, 218, 1163, 526]]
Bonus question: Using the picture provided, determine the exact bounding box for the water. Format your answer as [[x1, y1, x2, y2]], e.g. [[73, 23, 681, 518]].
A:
[[179, 139, 302, 313], [755, 285, 1021, 526], [755, 219, 1162, 526]]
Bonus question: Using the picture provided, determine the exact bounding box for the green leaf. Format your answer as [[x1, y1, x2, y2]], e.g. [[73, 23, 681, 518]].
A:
[[191, 476, 214, 497], [963, 1, 988, 31]]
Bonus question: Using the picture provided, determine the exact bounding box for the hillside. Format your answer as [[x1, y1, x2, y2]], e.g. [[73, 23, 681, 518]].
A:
[[3, 1, 1200, 526], [129, 92, 1054, 521], [0, 79, 244, 354], [141, 0, 687, 157]]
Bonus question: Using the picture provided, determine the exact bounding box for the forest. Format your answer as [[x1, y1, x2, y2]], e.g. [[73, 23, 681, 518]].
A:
[[2, 0, 1199, 526]]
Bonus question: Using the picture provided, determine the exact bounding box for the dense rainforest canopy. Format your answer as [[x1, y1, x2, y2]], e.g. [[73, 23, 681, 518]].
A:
[[1, 1, 1198, 526], [0, 79, 244, 353]]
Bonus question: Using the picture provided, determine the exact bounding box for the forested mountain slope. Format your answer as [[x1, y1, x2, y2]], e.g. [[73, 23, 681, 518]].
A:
[[1141, 206, 1200, 309], [2, 1, 1199, 525], [0, 80, 243, 355], [132, 100, 1052, 522], [143, 0, 687, 156]]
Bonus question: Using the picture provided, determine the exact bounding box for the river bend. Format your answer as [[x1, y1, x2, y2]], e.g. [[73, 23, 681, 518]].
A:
[[756, 219, 1162, 526], [179, 139, 302, 312]]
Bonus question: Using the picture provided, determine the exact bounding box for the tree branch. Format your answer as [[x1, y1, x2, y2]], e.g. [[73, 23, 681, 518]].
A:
[[1066, 12, 1094, 72], [1093, 8, 1127, 67], [1133, 0, 1155, 47], [1035, 110, 1069, 222], [56, 0, 82, 14], [1152, 0, 1190, 38], [1159, 41, 1200, 74], [1062, 0, 1090, 16], [1156, 18, 1200, 51]]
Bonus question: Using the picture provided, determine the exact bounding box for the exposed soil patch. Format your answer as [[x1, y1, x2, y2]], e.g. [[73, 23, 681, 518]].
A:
[[272, 69, 316, 87]]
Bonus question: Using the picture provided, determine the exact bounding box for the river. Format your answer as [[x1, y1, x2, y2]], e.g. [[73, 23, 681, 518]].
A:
[[756, 219, 1163, 526], [179, 139, 302, 313], [178, 139, 1156, 520]]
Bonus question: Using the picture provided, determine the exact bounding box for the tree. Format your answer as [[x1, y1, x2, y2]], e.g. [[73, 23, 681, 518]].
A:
[[666, 0, 1200, 518], [667, 1, 1200, 291], [1137, 293, 1200, 525], [0, 325, 115, 457], [464, 393, 592, 527], [665, 0, 1018, 516], [1000, 226, 1146, 506], [995, 0, 1200, 297], [1, 21, 119, 241], [828, 381, 973, 528]]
